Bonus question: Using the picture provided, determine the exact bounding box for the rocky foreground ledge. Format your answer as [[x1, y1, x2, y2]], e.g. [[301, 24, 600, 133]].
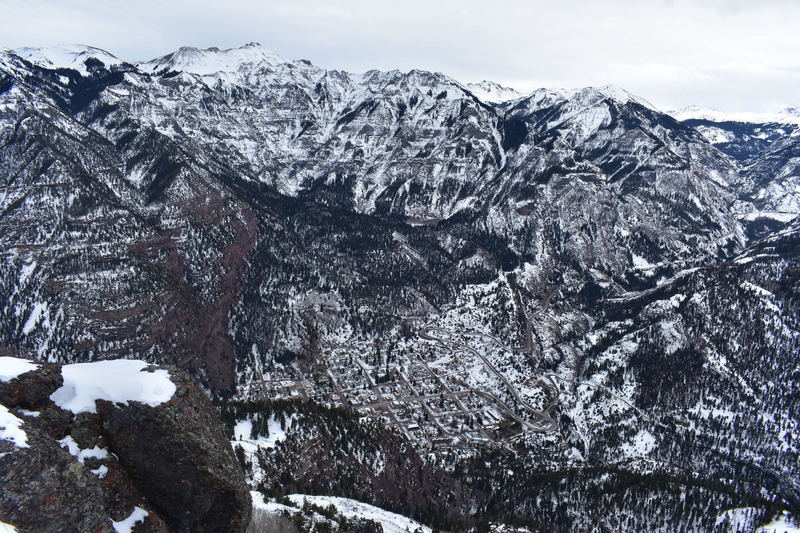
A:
[[0, 355, 251, 533]]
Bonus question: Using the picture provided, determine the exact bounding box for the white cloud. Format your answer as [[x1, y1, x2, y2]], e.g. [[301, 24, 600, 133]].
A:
[[3, 0, 798, 111]]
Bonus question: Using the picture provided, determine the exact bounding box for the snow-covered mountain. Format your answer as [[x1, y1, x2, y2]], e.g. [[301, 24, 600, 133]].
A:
[[463, 80, 524, 103], [670, 104, 800, 126], [1, 43, 798, 532], [9, 44, 124, 75], [669, 104, 800, 223], [138, 42, 286, 77]]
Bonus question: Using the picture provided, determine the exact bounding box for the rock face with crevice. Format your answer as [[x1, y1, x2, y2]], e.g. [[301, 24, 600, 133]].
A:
[[0, 357, 251, 533]]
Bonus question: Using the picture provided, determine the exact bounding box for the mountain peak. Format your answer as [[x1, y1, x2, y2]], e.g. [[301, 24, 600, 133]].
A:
[[139, 43, 286, 76], [464, 80, 523, 103], [560, 85, 658, 111], [589, 85, 658, 111], [523, 84, 658, 113], [8, 44, 122, 75]]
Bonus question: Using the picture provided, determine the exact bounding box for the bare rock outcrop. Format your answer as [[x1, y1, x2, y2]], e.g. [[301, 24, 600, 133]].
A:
[[97, 369, 252, 533], [0, 357, 251, 533]]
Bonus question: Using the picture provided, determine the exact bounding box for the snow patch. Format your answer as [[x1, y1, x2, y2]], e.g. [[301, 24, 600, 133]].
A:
[[112, 507, 148, 533], [286, 494, 432, 533], [621, 429, 656, 458], [91, 465, 109, 479], [715, 508, 760, 531], [0, 404, 29, 448], [0, 357, 39, 382], [233, 415, 291, 451], [57, 435, 110, 463], [50, 360, 176, 414], [21, 302, 48, 334], [695, 125, 736, 144], [17, 261, 36, 286], [659, 319, 686, 355], [631, 254, 654, 270]]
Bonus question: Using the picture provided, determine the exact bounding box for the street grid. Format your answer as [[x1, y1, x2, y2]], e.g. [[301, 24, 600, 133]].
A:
[[245, 321, 560, 458]]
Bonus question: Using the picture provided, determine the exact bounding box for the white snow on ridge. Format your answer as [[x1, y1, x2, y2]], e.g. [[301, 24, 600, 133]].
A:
[[670, 105, 800, 125], [286, 494, 432, 533], [251, 491, 295, 513], [50, 360, 176, 414], [527, 84, 658, 111], [139, 42, 285, 76], [740, 281, 774, 299], [591, 85, 658, 110], [0, 404, 30, 448], [464, 81, 524, 104], [11, 45, 122, 75], [0, 356, 39, 382]]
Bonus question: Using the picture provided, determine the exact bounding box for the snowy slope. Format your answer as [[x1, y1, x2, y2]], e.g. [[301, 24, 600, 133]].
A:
[[286, 494, 432, 533], [756, 512, 800, 533]]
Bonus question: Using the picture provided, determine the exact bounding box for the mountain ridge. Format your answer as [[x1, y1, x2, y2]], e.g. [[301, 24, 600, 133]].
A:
[[1, 41, 798, 532], [669, 104, 800, 126]]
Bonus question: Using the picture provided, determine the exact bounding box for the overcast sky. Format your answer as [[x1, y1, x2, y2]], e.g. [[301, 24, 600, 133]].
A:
[[3, 0, 799, 111]]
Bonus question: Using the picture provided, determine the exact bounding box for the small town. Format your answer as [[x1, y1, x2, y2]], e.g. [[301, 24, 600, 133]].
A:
[[248, 323, 559, 459]]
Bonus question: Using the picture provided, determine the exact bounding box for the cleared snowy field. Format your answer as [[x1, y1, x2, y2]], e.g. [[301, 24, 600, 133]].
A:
[[251, 491, 431, 533]]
